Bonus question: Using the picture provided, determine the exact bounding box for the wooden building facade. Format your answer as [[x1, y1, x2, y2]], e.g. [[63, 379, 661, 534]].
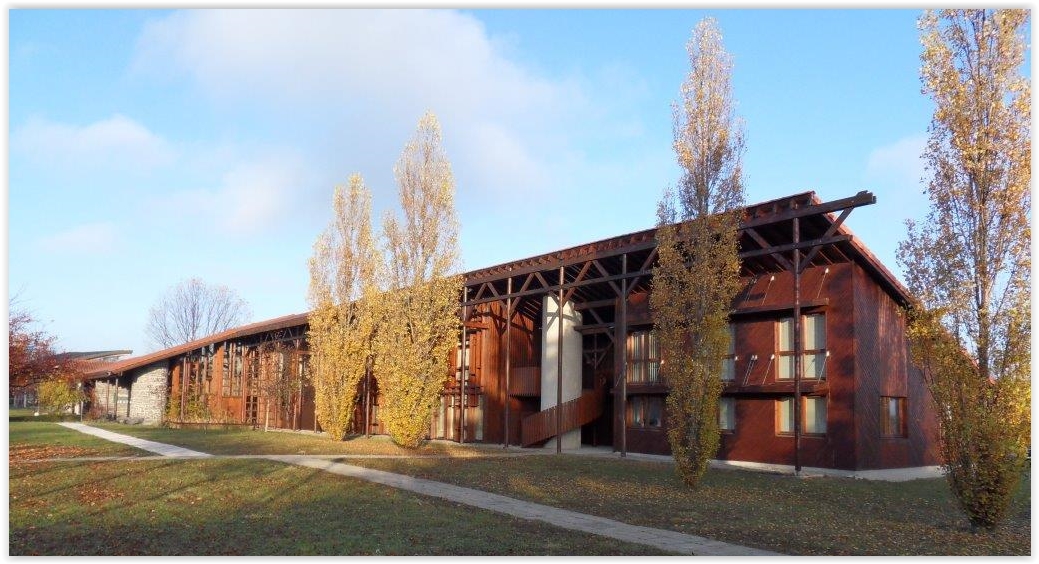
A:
[[84, 191, 940, 473]]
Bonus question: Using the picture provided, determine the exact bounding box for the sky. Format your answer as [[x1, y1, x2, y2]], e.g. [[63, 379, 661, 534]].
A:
[[8, 8, 1005, 356]]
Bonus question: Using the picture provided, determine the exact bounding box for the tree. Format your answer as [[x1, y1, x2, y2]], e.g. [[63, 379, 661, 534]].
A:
[[145, 278, 252, 350], [37, 376, 86, 415], [898, 9, 1030, 531], [308, 174, 382, 440], [9, 301, 59, 394], [376, 111, 462, 448], [650, 17, 745, 487]]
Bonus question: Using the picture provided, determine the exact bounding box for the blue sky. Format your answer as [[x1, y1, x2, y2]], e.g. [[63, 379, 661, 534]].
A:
[[9, 9, 979, 355]]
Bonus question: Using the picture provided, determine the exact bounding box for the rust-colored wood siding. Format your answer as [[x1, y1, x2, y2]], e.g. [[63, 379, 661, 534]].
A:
[[852, 264, 940, 469], [712, 264, 854, 468], [476, 301, 540, 446]]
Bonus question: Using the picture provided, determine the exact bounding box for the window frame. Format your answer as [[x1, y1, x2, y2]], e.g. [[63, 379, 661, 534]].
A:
[[776, 396, 827, 436], [626, 330, 662, 384], [719, 397, 736, 432], [721, 323, 736, 382], [880, 396, 907, 438], [776, 314, 827, 381], [628, 395, 664, 429]]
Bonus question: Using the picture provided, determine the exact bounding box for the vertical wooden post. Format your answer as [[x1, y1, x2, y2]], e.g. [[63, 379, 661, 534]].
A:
[[620, 253, 628, 458], [556, 264, 564, 454], [180, 358, 188, 421], [504, 276, 512, 448], [460, 287, 468, 443], [364, 366, 371, 438], [793, 217, 803, 475]]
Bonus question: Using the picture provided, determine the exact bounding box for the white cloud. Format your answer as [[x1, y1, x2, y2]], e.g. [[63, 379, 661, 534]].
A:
[[866, 134, 926, 187], [13, 114, 175, 174], [129, 10, 635, 214], [153, 152, 311, 237], [38, 222, 118, 254]]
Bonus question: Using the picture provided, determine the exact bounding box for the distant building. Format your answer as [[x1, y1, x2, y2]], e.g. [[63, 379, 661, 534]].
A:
[[84, 191, 940, 478]]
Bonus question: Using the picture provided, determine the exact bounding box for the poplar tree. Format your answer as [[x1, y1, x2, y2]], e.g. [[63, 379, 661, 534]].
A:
[[308, 174, 382, 440], [651, 17, 745, 487], [898, 9, 1030, 530], [377, 111, 462, 448]]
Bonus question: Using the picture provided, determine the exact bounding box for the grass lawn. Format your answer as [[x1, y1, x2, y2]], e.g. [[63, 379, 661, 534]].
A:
[[344, 454, 1031, 556], [9, 459, 665, 555], [10, 417, 150, 461], [85, 421, 493, 457]]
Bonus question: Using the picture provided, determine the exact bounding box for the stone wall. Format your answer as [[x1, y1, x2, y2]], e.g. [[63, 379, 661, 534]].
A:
[[128, 362, 168, 425]]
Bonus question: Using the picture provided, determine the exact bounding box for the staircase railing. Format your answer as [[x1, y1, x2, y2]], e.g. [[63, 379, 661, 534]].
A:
[[520, 388, 603, 447]]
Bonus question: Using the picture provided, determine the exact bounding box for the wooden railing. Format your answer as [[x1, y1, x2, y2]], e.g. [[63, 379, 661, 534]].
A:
[[509, 366, 541, 397], [520, 388, 603, 447]]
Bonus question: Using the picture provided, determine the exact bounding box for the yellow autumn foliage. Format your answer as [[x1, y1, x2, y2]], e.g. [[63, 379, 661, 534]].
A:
[[376, 111, 462, 449], [308, 174, 382, 441], [899, 10, 1030, 530], [652, 18, 745, 488]]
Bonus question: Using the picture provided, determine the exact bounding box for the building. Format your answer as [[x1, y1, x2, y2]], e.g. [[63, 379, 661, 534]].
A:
[[83, 191, 940, 476]]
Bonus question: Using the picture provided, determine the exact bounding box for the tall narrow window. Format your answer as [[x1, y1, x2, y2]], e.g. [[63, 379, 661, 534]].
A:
[[881, 396, 907, 437], [803, 314, 827, 379], [777, 397, 794, 433], [804, 396, 827, 434], [777, 318, 795, 380], [721, 324, 736, 382], [231, 346, 243, 397], [626, 331, 661, 384], [776, 314, 827, 380], [222, 348, 231, 397], [719, 397, 735, 431]]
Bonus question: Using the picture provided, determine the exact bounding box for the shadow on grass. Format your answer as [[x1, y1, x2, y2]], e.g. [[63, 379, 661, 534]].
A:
[[10, 459, 663, 556]]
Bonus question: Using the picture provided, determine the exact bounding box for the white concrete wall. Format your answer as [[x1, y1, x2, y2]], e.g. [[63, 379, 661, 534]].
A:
[[541, 295, 583, 449]]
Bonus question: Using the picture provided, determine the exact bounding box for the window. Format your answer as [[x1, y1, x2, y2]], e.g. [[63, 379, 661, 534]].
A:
[[721, 324, 736, 382], [803, 314, 827, 379], [777, 396, 827, 435], [776, 314, 827, 380], [629, 396, 663, 428], [627, 331, 661, 384], [719, 397, 735, 431], [804, 396, 827, 434], [881, 396, 907, 437], [222, 346, 244, 397]]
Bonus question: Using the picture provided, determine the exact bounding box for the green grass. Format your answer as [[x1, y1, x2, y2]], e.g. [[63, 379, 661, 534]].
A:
[[10, 419, 149, 460], [84, 421, 491, 457], [9, 459, 666, 555], [344, 455, 1031, 556]]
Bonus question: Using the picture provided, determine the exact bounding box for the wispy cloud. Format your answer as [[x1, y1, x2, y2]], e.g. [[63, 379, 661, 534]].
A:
[[37, 222, 119, 254], [866, 134, 926, 188], [13, 114, 175, 175], [151, 152, 312, 237]]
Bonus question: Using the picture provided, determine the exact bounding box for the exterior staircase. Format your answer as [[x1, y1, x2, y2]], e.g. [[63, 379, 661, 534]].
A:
[[520, 388, 603, 447]]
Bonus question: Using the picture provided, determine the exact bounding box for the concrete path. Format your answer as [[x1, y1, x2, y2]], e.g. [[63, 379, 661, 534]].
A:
[[57, 422, 211, 458], [56, 423, 779, 556]]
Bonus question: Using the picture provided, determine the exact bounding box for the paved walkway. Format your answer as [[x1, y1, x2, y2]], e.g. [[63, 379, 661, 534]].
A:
[[57, 422, 211, 458], [55, 423, 779, 556]]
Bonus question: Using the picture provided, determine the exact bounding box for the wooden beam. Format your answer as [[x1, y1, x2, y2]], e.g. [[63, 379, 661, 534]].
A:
[[738, 235, 850, 260], [575, 298, 616, 311], [800, 208, 853, 271], [739, 190, 875, 231], [744, 228, 795, 271]]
